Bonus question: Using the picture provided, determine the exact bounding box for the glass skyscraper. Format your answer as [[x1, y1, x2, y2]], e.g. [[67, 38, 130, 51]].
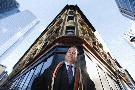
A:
[[0, 10, 39, 57], [115, 0, 135, 20], [0, 0, 20, 19]]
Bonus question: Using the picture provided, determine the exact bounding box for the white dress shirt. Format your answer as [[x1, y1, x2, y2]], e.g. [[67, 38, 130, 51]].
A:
[[65, 62, 75, 76]]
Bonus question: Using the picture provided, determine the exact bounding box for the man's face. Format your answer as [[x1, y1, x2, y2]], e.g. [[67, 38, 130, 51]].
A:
[[65, 47, 78, 64]]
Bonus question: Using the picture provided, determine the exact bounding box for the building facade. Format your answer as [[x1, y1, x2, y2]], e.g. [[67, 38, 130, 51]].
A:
[[0, 64, 7, 84], [0, 10, 39, 57], [0, 5, 134, 90], [0, 0, 20, 19], [115, 0, 135, 20], [0, 64, 6, 75]]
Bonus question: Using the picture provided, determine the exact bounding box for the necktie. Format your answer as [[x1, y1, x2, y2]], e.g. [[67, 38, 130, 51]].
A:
[[67, 65, 73, 84]]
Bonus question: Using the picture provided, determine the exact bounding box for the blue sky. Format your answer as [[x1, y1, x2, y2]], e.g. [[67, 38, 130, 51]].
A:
[[0, 0, 134, 80]]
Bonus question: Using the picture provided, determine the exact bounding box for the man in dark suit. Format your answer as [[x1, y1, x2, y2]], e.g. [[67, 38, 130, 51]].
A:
[[31, 46, 96, 90]]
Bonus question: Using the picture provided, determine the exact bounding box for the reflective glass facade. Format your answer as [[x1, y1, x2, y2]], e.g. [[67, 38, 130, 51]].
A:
[[1, 46, 69, 90], [0, 0, 20, 19], [0, 10, 39, 57], [1, 46, 132, 90], [85, 53, 121, 90], [116, 0, 135, 20]]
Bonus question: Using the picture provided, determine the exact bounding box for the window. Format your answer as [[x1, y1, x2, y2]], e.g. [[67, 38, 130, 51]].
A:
[[40, 56, 53, 74], [25, 63, 44, 90], [65, 26, 75, 36], [22, 69, 35, 89], [9, 80, 16, 89], [18, 72, 30, 89], [14, 77, 22, 89], [42, 41, 48, 49], [67, 16, 74, 21], [69, 11, 74, 15], [34, 62, 44, 77], [15, 76, 25, 89]]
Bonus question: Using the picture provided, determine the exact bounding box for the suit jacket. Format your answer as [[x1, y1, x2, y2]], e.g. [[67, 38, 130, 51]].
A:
[[31, 63, 96, 90]]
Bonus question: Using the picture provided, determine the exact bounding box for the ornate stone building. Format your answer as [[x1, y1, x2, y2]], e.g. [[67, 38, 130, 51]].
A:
[[0, 5, 135, 90]]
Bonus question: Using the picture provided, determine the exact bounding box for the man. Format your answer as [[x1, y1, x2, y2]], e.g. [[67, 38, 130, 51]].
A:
[[31, 46, 96, 90]]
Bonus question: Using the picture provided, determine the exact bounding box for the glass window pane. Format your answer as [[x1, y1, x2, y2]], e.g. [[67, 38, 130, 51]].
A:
[[22, 69, 35, 90], [85, 54, 103, 90], [14, 77, 21, 89], [66, 26, 75, 36], [34, 62, 44, 76], [98, 67, 111, 90], [18, 72, 30, 89], [26, 63, 44, 90], [9, 80, 16, 89], [106, 74, 119, 90], [40, 56, 53, 74], [69, 11, 74, 15], [15, 75, 25, 89], [67, 16, 74, 21]]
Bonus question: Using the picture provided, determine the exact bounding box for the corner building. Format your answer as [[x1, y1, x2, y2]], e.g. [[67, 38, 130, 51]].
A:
[[0, 5, 135, 90]]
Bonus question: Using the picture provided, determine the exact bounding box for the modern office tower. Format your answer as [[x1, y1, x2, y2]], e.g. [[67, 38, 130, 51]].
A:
[[0, 5, 134, 90], [115, 0, 135, 20], [0, 10, 39, 58], [0, 0, 20, 19]]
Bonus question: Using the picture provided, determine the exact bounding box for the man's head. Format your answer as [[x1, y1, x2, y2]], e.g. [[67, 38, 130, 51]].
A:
[[65, 46, 78, 64]]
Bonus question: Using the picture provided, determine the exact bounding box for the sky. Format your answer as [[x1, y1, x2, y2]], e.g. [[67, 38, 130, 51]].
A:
[[0, 0, 134, 80]]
